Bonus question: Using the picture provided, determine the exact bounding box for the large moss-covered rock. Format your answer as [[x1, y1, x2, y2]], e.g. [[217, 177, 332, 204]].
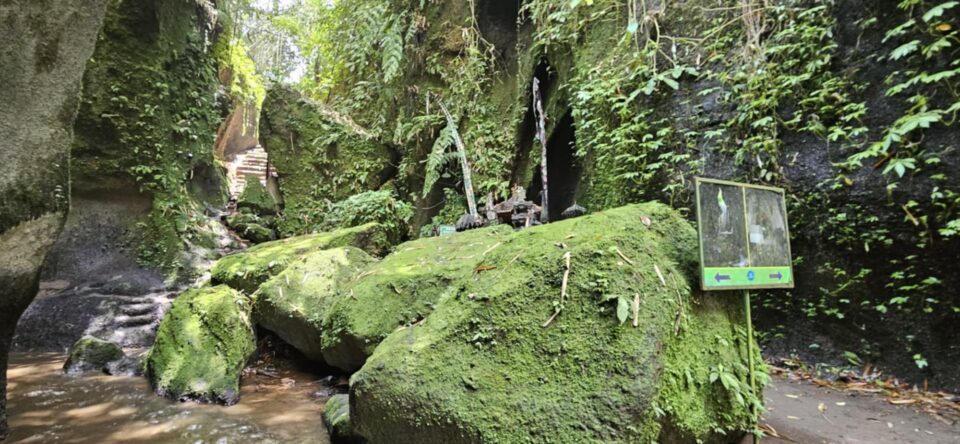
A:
[[253, 247, 377, 362], [347, 203, 757, 443], [237, 175, 277, 216], [145, 286, 256, 405], [0, 0, 109, 437], [211, 223, 391, 293], [320, 224, 514, 372], [62, 336, 124, 375], [227, 210, 276, 244]]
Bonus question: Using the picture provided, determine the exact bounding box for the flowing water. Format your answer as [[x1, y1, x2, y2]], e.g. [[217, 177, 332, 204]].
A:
[[6, 352, 338, 443]]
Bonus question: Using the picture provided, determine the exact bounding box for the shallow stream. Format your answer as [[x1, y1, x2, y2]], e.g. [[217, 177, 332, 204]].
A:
[[6, 352, 335, 443]]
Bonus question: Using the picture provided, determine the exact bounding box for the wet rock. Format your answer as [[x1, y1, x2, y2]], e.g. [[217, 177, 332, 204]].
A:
[[345, 204, 756, 443], [253, 247, 376, 362], [13, 284, 173, 352], [324, 394, 363, 444], [105, 354, 144, 377], [227, 211, 277, 244], [211, 223, 391, 293], [63, 336, 124, 375], [145, 286, 256, 405]]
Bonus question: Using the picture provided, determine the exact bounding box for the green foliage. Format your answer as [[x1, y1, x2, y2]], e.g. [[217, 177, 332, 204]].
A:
[[72, 0, 227, 277], [319, 190, 414, 243]]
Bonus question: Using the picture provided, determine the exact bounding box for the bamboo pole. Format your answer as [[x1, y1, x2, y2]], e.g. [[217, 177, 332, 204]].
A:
[[533, 77, 549, 223], [437, 97, 478, 219]]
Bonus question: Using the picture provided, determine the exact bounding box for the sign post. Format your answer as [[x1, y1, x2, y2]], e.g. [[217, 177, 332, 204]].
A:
[[695, 177, 795, 443]]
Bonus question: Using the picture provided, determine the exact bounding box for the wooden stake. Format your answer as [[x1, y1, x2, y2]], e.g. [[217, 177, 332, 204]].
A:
[[543, 251, 572, 328], [632, 294, 640, 328]]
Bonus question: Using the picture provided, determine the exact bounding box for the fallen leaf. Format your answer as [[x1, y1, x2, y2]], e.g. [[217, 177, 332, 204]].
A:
[[835, 402, 846, 406], [640, 215, 652, 227], [937, 23, 952, 32], [787, 415, 800, 420], [785, 394, 800, 399], [818, 402, 827, 413]]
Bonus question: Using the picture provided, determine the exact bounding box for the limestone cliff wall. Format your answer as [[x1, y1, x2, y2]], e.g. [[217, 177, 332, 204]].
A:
[[46, 0, 229, 283], [0, 0, 109, 438]]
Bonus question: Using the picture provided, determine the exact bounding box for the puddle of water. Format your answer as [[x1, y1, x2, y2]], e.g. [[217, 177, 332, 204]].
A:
[[6, 352, 333, 444]]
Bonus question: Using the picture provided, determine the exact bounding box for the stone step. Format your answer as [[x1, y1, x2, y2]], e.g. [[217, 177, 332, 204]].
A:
[[114, 313, 157, 327], [119, 303, 156, 317]]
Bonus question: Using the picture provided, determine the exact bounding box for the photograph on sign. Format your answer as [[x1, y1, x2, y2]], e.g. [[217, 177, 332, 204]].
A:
[[695, 178, 794, 291]]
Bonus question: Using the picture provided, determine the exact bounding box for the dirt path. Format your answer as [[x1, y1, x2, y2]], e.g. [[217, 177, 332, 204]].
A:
[[750, 375, 959, 443]]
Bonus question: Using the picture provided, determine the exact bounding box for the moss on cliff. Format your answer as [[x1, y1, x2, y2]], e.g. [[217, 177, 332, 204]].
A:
[[71, 0, 227, 277], [211, 223, 391, 293], [348, 203, 757, 443], [259, 85, 395, 236], [145, 285, 256, 405]]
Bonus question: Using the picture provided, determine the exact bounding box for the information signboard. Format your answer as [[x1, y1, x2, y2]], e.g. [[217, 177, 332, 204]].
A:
[[695, 177, 795, 291]]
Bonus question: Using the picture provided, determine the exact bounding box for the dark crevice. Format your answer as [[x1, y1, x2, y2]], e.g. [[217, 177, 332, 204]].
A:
[[511, 59, 554, 188], [530, 110, 581, 221]]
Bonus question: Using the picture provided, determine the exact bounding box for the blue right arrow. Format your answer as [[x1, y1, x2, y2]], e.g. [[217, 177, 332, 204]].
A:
[[715, 273, 731, 282], [769, 272, 783, 280]]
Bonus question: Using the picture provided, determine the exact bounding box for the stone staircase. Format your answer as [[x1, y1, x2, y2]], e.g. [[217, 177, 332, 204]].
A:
[[228, 146, 270, 198]]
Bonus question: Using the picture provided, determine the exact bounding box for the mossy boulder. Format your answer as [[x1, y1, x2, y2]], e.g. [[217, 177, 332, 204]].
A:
[[227, 211, 276, 244], [62, 336, 124, 375], [253, 247, 377, 362], [324, 394, 362, 444], [320, 224, 514, 372], [145, 285, 256, 405], [237, 176, 277, 216], [346, 203, 757, 443], [211, 223, 391, 293]]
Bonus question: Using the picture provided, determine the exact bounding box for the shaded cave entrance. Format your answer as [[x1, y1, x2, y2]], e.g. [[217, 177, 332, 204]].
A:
[[531, 110, 582, 221]]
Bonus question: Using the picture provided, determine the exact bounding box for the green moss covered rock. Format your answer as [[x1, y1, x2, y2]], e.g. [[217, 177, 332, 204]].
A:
[[145, 285, 256, 405], [346, 203, 757, 443], [323, 394, 361, 444], [237, 176, 277, 216], [253, 247, 377, 362], [320, 224, 514, 372], [62, 336, 124, 376], [211, 223, 391, 293]]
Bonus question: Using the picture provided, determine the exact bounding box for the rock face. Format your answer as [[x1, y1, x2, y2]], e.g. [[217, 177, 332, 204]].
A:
[[211, 223, 391, 293], [145, 285, 256, 405], [62, 336, 125, 375], [346, 204, 757, 443], [259, 85, 396, 236], [0, 0, 109, 438], [60, 0, 229, 279], [13, 281, 174, 352], [253, 247, 377, 362]]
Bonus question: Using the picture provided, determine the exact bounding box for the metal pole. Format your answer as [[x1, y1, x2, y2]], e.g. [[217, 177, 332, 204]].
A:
[[745, 289, 760, 443]]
